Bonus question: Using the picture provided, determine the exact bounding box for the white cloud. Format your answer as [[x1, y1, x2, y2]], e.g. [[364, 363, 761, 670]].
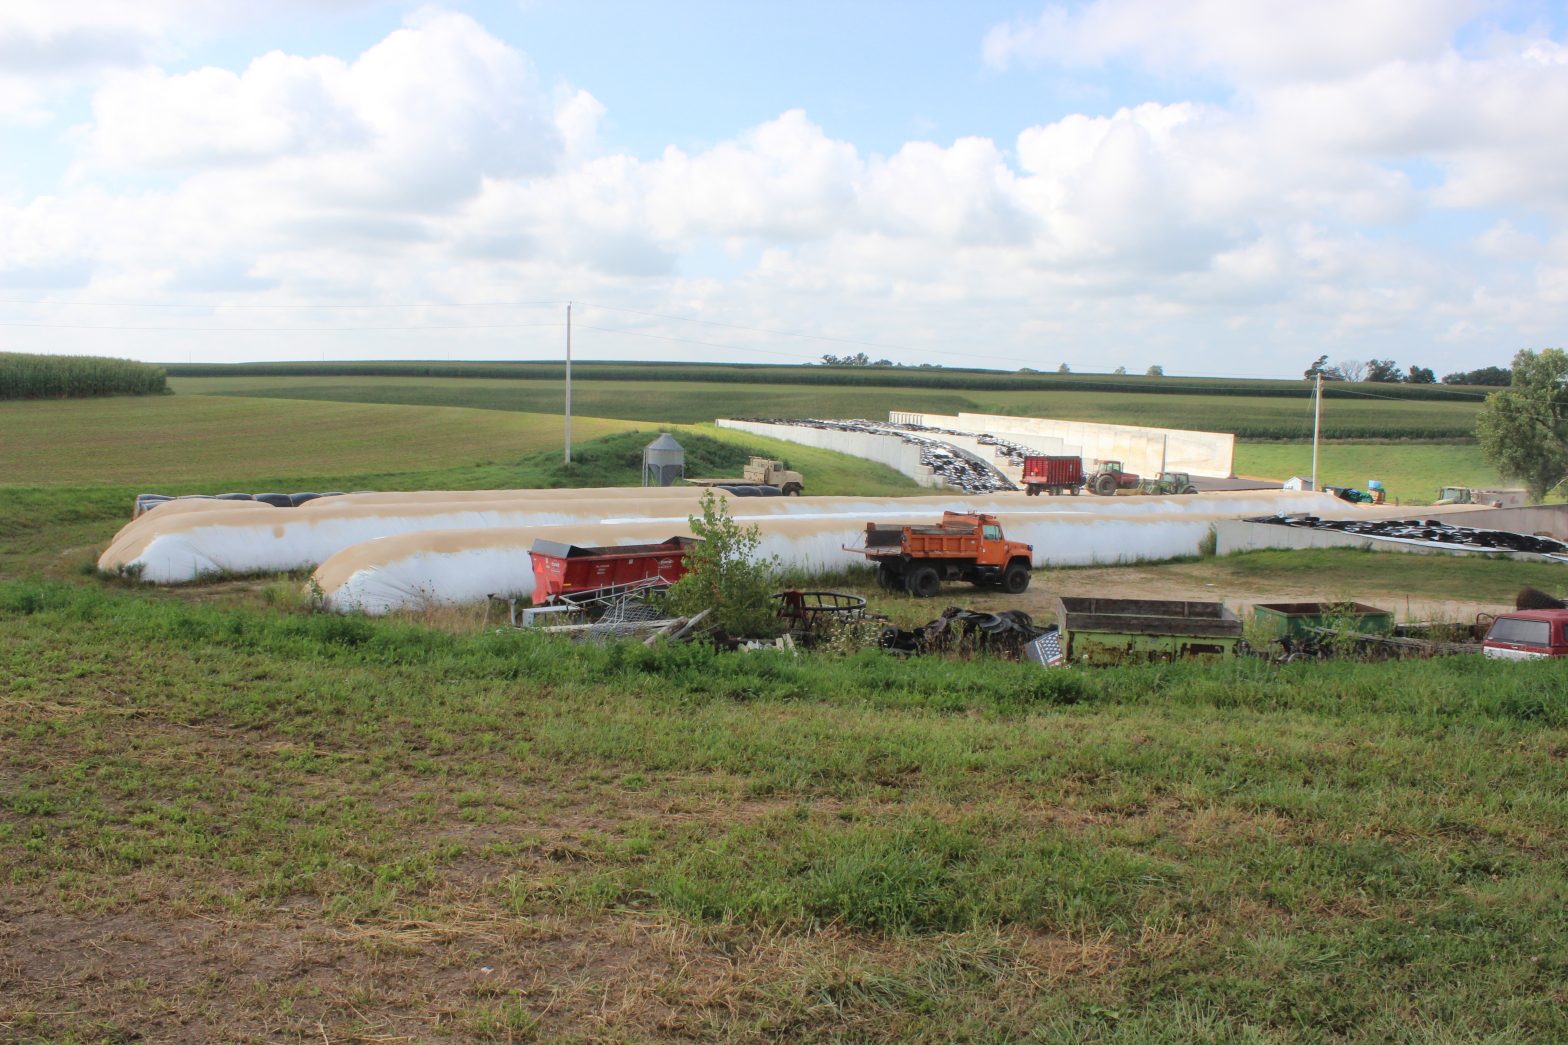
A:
[[84, 10, 567, 212], [982, 0, 1479, 83], [2, 5, 1566, 377], [0, 0, 377, 122]]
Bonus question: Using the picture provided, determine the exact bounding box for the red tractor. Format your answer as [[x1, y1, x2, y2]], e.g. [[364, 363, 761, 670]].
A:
[[850, 512, 1035, 597], [1086, 460, 1141, 496]]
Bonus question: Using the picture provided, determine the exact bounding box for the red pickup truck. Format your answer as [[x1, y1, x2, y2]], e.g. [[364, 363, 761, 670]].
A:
[[1482, 609, 1568, 659], [850, 512, 1035, 597]]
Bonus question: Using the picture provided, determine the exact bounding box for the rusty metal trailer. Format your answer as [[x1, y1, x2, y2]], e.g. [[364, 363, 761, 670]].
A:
[[528, 537, 698, 605], [1021, 455, 1084, 496], [1054, 596, 1241, 664]]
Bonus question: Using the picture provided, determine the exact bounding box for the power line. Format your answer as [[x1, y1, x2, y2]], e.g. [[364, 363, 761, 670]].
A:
[[0, 298, 563, 309], [0, 321, 563, 333]]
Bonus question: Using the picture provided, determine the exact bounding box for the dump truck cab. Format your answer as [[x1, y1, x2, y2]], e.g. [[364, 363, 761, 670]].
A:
[[852, 511, 1034, 597], [1482, 609, 1568, 660]]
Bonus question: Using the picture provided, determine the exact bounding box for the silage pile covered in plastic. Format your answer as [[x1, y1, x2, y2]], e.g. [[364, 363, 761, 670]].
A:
[[99, 487, 1356, 614]]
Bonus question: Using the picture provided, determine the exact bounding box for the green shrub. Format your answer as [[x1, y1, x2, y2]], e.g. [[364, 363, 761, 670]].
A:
[[664, 491, 782, 637]]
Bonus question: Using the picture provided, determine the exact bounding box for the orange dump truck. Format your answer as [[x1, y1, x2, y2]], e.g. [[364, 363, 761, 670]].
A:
[[851, 512, 1035, 597]]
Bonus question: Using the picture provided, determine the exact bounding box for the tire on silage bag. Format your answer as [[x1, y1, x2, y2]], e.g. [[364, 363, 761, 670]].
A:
[[255, 493, 294, 508]]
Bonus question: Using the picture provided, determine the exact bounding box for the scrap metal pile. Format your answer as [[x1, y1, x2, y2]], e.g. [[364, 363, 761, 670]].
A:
[[733, 417, 1037, 493], [1252, 514, 1568, 556]]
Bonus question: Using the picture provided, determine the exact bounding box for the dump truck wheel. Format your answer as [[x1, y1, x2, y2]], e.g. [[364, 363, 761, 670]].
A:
[[906, 565, 941, 598], [1094, 474, 1117, 496], [1001, 562, 1031, 594], [876, 564, 901, 591], [783, 483, 802, 496]]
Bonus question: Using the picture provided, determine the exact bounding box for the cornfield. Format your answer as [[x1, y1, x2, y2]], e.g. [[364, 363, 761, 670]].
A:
[[0, 352, 168, 399]]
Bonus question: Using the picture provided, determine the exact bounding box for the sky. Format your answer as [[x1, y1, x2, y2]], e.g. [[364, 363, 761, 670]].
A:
[[2, 0, 1567, 377]]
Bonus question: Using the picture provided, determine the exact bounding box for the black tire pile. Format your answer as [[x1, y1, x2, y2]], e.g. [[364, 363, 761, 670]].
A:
[[1254, 515, 1568, 555]]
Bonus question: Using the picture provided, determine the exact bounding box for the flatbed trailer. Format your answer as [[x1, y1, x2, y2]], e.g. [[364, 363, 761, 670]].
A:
[[1055, 596, 1241, 664], [685, 457, 804, 496]]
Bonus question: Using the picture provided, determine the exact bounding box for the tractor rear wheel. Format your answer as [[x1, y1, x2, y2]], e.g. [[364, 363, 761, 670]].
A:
[[906, 565, 941, 598], [1001, 562, 1031, 594], [1094, 474, 1117, 496]]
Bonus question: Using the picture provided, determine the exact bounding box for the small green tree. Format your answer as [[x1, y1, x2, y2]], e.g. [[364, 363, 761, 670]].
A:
[[1476, 348, 1568, 502], [665, 490, 782, 636]]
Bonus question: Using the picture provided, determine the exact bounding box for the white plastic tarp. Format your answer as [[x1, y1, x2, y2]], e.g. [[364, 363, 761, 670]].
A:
[[103, 487, 1352, 584]]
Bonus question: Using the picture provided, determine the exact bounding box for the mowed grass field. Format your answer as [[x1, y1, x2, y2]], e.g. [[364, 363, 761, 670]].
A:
[[169, 373, 1486, 440], [4, 577, 1568, 1042], [0, 394, 638, 487], [1235, 442, 1504, 504]]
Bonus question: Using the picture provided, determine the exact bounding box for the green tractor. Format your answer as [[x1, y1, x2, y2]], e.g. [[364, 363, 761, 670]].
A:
[[1135, 471, 1198, 496]]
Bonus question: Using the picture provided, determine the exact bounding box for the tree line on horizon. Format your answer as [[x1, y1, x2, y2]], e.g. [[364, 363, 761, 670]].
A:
[[1303, 354, 1511, 386]]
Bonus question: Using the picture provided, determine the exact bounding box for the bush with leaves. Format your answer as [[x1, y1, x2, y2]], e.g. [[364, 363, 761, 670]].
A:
[[664, 490, 782, 637], [1476, 348, 1568, 502]]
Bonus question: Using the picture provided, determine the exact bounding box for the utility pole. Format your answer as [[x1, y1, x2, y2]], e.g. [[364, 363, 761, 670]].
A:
[[567, 301, 573, 464], [1311, 372, 1322, 490]]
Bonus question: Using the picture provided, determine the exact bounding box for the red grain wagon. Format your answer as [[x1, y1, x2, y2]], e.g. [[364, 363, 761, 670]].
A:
[[1020, 455, 1084, 496], [528, 537, 699, 605]]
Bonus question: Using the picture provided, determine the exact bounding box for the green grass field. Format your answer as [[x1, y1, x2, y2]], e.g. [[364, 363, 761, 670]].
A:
[[169, 373, 1484, 440], [4, 580, 1567, 1041], [1235, 442, 1505, 503]]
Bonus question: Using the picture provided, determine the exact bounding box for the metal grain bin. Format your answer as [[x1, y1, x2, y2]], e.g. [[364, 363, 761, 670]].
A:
[[642, 433, 686, 487]]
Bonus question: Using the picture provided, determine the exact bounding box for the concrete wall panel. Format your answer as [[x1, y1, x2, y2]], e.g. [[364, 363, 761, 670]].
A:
[[900, 412, 1234, 478]]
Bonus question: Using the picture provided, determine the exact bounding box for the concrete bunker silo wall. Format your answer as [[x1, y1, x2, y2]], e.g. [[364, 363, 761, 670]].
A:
[[898, 412, 1236, 479], [716, 419, 942, 487]]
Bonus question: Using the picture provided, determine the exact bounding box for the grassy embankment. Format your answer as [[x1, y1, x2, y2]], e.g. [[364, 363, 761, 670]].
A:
[[3, 578, 1567, 1041]]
